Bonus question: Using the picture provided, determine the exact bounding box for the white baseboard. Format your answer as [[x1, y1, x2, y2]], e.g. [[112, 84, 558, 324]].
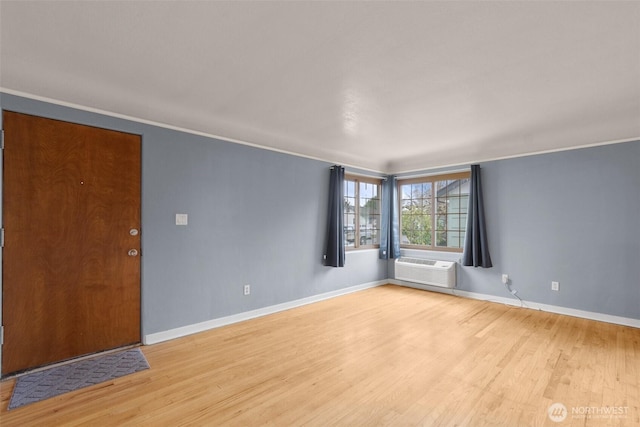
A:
[[143, 280, 387, 345], [388, 279, 640, 329], [144, 278, 639, 345]]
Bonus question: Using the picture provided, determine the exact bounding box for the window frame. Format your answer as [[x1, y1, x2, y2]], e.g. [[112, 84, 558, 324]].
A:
[[344, 174, 382, 251], [398, 171, 471, 253]]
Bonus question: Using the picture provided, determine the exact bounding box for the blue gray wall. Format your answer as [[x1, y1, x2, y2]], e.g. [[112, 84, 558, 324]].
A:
[[394, 140, 640, 320], [0, 93, 388, 336], [2, 91, 638, 338]]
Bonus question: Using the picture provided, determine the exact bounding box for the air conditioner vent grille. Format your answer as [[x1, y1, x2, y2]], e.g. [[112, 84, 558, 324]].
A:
[[394, 258, 456, 288]]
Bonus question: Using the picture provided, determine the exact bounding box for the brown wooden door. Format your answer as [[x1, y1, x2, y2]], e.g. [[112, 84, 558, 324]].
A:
[[2, 111, 141, 376]]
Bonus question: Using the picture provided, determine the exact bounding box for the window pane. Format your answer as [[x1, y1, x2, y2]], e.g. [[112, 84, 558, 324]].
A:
[[460, 179, 470, 196], [436, 231, 447, 247], [406, 229, 416, 245], [416, 228, 432, 246], [411, 232, 417, 245], [448, 231, 461, 248], [459, 195, 469, 214], [419, 196, 428, 210], [344, 196, 356, 214], [448, 180, 460, 196], [402, 212, 432, 246], [411, 183, 422, 199], [372, 230, 380, 245], [361, 197, 379, 215], [345, 213, 355, 228], [344, 225, 355, 247], [401, 213, 412, 230], [361, 210, 380, 246], [448, 213, 461, 230], [360, 182, 374, 199], [345, 180, 355, 197], [447, 196, 461, 213], [423, 197, 432, 213], [369, 213, 380, 229], [360, 226, 375, 245], [344, 179, 356, 249], [423, 182, 433, 198], [401, 184, 412, 200]]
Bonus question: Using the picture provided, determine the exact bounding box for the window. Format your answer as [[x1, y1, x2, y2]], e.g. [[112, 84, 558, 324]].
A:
[[399, 172, 470, 252], [344, 175, 382, 249]]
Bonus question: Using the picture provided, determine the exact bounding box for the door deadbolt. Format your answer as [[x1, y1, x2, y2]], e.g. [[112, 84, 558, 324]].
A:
[[129, 228, 139, 236], [128, 249, 139, 257]]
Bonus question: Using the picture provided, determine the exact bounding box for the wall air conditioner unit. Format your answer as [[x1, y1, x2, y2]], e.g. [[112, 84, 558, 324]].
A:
[[394, 257, 456, 288]]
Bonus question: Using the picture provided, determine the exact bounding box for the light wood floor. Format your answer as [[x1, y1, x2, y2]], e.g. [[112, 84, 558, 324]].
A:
[[1, 285, 639, 426]]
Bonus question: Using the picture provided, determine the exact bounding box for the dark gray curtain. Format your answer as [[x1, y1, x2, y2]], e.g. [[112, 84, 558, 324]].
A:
[[379, 175, 400, 260], [462, 164, 492, 268], [324, 165, 345, 267]]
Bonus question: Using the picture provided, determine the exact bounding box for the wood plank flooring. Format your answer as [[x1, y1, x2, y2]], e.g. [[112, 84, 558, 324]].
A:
[[1, 285, 639, 426]]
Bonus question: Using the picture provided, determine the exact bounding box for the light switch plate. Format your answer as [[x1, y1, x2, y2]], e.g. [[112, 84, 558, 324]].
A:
[[176, 213, 188, 226]]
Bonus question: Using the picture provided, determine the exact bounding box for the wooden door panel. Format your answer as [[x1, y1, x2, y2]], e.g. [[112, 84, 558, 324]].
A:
[[2, 111, 141, 375]]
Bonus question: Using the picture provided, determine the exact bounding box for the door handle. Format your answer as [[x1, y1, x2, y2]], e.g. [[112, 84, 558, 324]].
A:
[[128, 249, 139, 257]]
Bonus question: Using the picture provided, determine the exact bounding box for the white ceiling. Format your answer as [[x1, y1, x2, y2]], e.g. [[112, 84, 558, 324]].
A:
[[1, 1, 639, 173]]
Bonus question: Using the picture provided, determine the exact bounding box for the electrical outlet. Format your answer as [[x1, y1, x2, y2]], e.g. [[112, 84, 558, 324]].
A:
[[244, 284, 251, 295], [551, 281, 559, 291], [175, 213, 188, 226], [501, 274, 509, 284]]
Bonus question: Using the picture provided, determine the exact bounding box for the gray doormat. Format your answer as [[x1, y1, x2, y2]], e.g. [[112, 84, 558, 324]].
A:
[[8, 348, 149, 410]]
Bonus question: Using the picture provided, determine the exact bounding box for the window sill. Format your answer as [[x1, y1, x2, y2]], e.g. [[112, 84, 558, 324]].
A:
[[400, 245, 462, 254], [346, 246, 380, 252]]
